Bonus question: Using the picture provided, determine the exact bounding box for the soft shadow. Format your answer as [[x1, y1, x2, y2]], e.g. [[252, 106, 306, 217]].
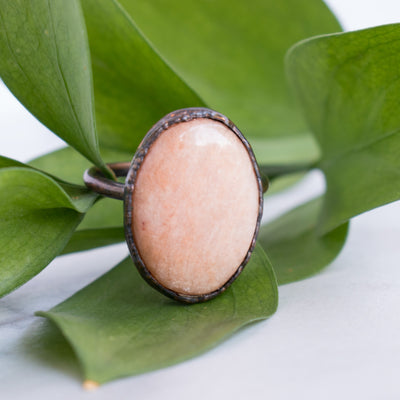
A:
[[20, 318, 82, 382]]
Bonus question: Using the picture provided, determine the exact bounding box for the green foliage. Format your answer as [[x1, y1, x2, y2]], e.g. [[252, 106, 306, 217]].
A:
[[30, 146, 132, 184], [0, 0, 110, 175], [61, 227, 125, 255], [38, 245, 278, 384], [0, 0, 399, 387], [287, 24, 400, 233], [259, 198, 348, 285], [118, 0, 340, 141], [251, 134, 320, 166], [118, 0, 341, 169], [0, 167, 94, 297], [0, 155, 26, 169], [81, 0, 205, 153]]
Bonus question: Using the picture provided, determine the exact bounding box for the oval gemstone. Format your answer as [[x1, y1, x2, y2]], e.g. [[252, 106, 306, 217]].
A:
[[132, 118, 259, 295]]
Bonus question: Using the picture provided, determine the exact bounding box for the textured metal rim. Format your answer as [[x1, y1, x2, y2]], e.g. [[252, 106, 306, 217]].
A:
[[124, 107, 264, 304]]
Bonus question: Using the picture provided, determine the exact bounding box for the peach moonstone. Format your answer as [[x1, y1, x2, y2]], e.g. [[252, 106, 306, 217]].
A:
[[132, 118, 259, 295]]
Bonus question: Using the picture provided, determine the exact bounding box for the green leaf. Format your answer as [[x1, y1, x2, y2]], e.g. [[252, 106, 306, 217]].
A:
[[78, 198, 122, 229], [252, 132, 320, 193], [0, 0, 108, 173], [259, 198, 348, 285], [266, 173, 308, 195], [30, 147, 125, 230], [252, 134, 320, 166], [30, 146, 132, 185], [29, 147, 92, 184], [1, 154, 98, 212], [0, 168, 92, 297], [37, 244, 278, 384], [118, 0, 341, 144], [0, 155, 26, 169], [286, 24, 400, 233], [60, 227, 125, 255], [57, 183, 97, 214], [80, 0, 205, 153]]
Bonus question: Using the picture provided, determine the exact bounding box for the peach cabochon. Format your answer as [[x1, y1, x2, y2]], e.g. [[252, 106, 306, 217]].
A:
[[132, 118, 259, 295]]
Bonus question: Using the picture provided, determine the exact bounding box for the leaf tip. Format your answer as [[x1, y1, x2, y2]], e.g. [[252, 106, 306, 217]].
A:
[[83, 380, 99, 391]]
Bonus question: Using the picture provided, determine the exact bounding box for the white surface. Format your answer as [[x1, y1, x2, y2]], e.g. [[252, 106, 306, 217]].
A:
[[324, 0, 400, 30], [1, 2, 400, 399]]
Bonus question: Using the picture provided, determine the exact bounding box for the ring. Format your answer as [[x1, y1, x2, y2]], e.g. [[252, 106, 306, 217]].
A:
[[84, 108, 267, 303]]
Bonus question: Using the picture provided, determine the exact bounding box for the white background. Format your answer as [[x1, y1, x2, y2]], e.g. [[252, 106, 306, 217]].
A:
[[1, 1, 400, 399]]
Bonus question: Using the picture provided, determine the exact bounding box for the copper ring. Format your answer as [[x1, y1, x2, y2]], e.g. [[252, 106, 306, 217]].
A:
[[83, 108, 267, 303]]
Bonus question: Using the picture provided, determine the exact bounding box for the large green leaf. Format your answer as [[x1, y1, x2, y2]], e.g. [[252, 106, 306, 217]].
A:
[[0, 0, 108, 174], [287, 24, 400, 233], [0, 167, 94, 297], [259, 198, 348, 285], [118, 0, 341, 145], [80, 0, 205, 153], [37, 244, 278, 384]]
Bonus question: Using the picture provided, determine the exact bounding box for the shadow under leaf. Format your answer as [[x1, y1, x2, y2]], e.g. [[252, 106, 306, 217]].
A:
[[20, 319, 82, 382]]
